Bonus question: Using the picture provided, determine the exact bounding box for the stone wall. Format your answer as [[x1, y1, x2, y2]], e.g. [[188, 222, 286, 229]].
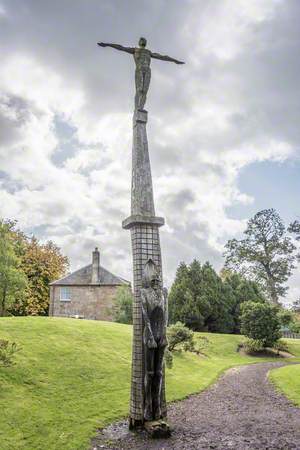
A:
[[49, 285, 121, 321]]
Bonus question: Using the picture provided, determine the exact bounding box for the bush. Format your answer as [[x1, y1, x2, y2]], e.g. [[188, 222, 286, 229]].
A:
[[186, 335, 209, 355], [113, 286, 133, 324], [167, 322, 194, 352], [243, 338, 264, 354], [0, 339, 20, 366], [166, 323, 210, 368], [240, 301, 281, 347]]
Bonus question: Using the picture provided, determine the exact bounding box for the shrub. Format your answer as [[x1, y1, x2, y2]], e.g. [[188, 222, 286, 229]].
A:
[[0, 339, 20, 366], [243, 338, 264, 354], [186, 335, 209, 355], [240, 301, 281, 348], [166, 323, 210, 368], [167, 322, 194, 352]]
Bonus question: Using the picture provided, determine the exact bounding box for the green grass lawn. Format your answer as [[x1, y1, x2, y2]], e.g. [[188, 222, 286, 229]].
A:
[[1, 317, 299, 450], [269, 339, 300, 407]]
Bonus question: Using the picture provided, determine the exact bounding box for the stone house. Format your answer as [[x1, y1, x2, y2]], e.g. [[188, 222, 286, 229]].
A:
[[49, 248, 130, 321]]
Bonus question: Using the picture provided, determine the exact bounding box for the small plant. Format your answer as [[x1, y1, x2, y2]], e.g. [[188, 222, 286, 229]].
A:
[[165, 323, 210, 369], [167, 322, 194, 352], [0, 339, 20, 367], [186, 335, 209, 355]]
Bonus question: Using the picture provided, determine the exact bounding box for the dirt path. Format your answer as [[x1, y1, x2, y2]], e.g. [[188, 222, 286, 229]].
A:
[[92, 362, 300, 450]]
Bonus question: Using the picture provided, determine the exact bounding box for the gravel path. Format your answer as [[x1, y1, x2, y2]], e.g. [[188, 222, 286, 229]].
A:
[[92, 362, 300, 450]]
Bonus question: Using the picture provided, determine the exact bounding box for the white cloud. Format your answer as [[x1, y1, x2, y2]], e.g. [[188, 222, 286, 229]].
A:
[[0, 0, 299, 303]]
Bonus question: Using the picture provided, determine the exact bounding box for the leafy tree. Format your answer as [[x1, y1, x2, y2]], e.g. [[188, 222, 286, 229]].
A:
[[223, 272, 266, 333], [277, 308, 294, 327], [240, 301, 281, 347], [169, 260, 234, 333], [0, 221, 27, 316], [224, 209, 296, 304], [288, 220, 300, 260], [18, 238, 69, 316], [0, 219, 69, 316], [113, 286, 133, 324], [292, 298, 300, 313]]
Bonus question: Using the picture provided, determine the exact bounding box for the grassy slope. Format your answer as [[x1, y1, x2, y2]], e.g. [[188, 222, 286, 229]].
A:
[[1, 317, 299, 450], [269, 339, 300, 407]]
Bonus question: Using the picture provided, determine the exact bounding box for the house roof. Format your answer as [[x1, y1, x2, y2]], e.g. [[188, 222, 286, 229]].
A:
[[50, 264, 130, 286]]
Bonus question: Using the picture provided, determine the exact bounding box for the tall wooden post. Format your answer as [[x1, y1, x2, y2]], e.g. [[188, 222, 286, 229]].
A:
[[122, 109, 166, 428]]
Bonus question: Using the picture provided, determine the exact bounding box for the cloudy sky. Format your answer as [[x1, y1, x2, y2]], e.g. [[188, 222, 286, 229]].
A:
[[0, 0, 299, 304]]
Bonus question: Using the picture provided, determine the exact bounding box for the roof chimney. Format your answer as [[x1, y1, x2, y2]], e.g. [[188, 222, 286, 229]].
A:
[[91, 247, 100, 284]]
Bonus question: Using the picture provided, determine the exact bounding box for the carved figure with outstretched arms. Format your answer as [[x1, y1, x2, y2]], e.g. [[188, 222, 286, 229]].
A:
[[98, 37, 184, 111]]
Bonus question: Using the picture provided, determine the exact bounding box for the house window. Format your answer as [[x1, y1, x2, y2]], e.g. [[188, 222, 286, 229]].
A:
[[60, 287, 71, 302]]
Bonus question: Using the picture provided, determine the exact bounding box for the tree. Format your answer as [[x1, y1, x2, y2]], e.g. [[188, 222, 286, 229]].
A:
[[0, 219, 69, 316], [224, 209, 296, 304], [240, 301, 281, 347], [223, 271, 266, 333], [277, 308, 294, 327], [169, 260, 234, 333], [292, 298, 300, 313], [18, 238, 69, 316], [113, 286, 133, 324], [0, 221, 27, 316], [288, 220, 300, 260]]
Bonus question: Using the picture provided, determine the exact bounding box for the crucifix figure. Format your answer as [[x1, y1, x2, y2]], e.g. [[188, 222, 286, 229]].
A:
[[98, 37, 184, 111]]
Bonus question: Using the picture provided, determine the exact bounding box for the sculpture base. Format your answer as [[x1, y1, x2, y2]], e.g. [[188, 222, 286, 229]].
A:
[[144, 419, 171, 439]]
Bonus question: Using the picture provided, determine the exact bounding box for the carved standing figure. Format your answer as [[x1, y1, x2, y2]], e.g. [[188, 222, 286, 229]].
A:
[[98, 37, 184, 111], [141, 259, 168, 421]]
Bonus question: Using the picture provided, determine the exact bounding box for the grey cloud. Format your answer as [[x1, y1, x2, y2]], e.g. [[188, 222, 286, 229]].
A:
[[1, 0, 299, 300]]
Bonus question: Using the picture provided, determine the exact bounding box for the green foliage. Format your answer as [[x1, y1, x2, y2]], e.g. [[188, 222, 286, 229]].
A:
[[0, 219, 69, 316], [277, 308, 294, 327], [113, 286, 133, 324], [288, 220, 300, 261], [222, 271, 266, 333], [292, 298, 300, 313], [224, 209, 297, 304], [166, 322, 210, 368], [240, 301, 282, 347], [169, 260, 235, 333], [0, 339, 20, 366], [169, 260, 265, 333], [167, 321, 194, 352], [290, 321, 300, 333], [243, 338, 264, 354], [0, 220, 27, 316]]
